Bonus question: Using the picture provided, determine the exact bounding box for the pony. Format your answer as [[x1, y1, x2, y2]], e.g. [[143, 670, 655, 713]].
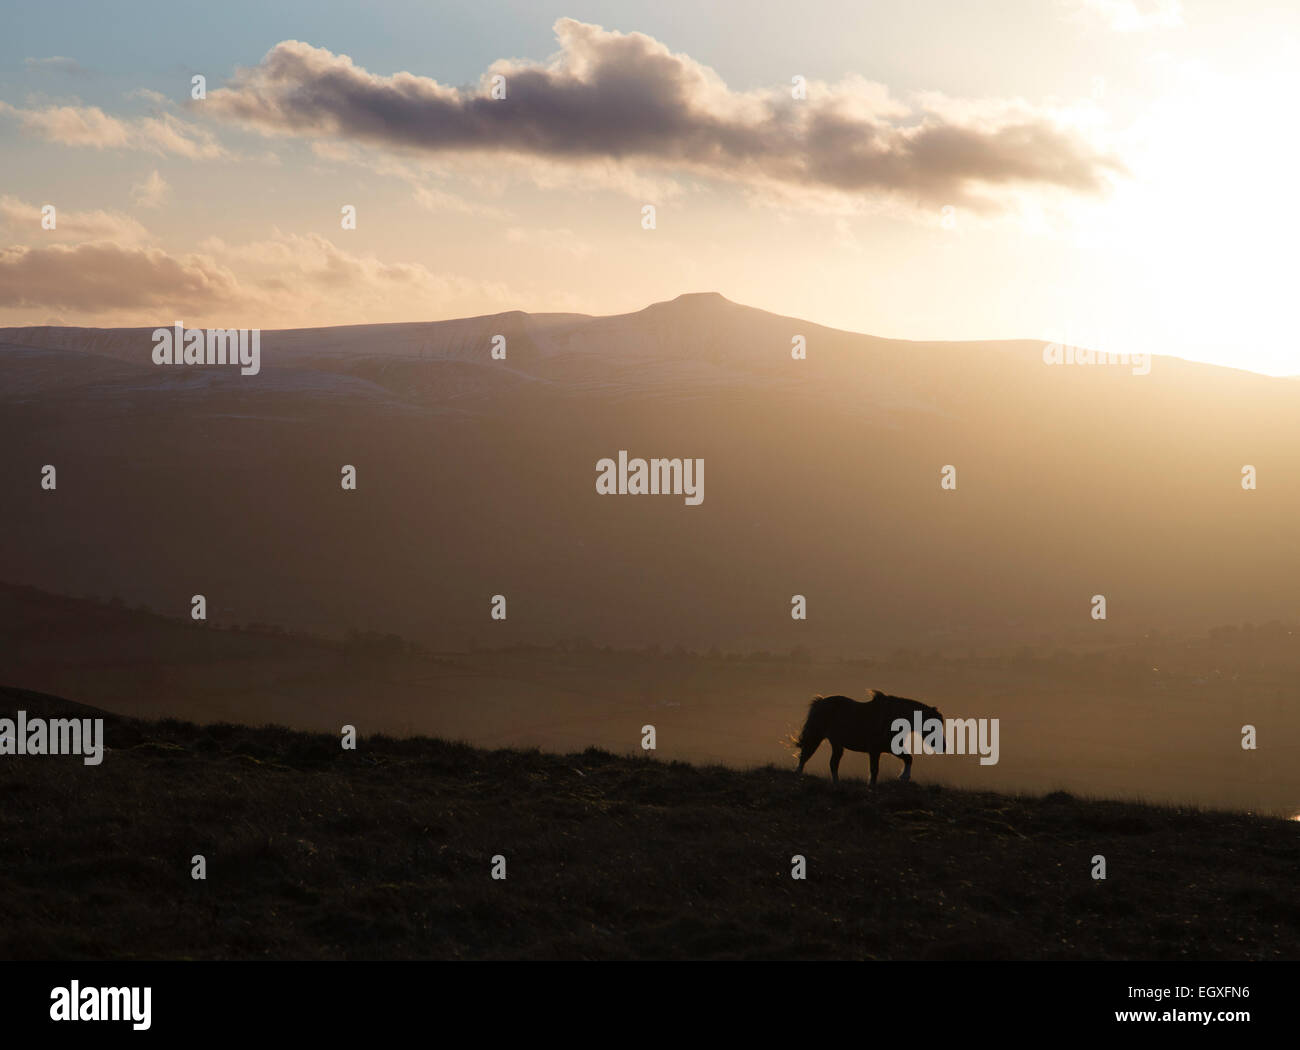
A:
[[795, 690, 945, 785]]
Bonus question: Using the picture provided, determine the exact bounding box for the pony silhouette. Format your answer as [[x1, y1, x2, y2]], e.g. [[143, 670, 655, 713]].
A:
[[795, 690, 945, 785]]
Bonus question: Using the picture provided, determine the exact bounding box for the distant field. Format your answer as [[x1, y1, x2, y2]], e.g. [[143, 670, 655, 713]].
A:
[[5, 585, 1298, 814], [2, 686, 1296, 961]]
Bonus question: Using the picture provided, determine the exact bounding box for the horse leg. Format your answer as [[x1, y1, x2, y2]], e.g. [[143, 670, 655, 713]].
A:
[[829, 742, 844, 785], [868, 752, 880, 787], [899, 752, 912, 782]]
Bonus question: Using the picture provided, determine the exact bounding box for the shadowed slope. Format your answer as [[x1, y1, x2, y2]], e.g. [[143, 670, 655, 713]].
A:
[[2, 687, 1296, 961]]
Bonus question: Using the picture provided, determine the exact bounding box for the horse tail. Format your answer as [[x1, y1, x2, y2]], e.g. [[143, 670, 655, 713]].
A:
[[796, 695, 830, 750]]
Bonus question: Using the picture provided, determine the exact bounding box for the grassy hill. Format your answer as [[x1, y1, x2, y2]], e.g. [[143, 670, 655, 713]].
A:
[[2, 685, 1297, 961]]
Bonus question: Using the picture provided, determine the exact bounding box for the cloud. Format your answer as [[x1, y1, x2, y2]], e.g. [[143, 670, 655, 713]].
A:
[[126, 88, 173, 106], [197, 231, 515, 324], [0, 230, 516, 327], [131, 170, 170, 208], [1066, 0, 1183, 32], [202, 19, 1122, 210], [24, 56, 94, 77], [0, 195, 151, 245], [307, 141, 505, 216], [0, 242, 240, 311], [0, 100, 225, 159]]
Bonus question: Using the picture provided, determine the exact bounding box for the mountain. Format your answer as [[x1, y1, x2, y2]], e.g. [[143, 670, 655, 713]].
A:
[[3, 293, 1299, 656]]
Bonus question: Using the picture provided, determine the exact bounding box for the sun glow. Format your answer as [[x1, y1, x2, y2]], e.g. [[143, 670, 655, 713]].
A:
[[1077, 60, 1300, 376]]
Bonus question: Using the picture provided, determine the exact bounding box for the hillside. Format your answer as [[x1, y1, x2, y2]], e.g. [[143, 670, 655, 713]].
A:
[[3, 686, 1295, 961], [7, 584, 1299, 814], [5, 293, 1300, 659]]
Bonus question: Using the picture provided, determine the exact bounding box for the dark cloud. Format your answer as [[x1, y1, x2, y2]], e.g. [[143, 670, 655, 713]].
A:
[[203, 19, 1122, 208]]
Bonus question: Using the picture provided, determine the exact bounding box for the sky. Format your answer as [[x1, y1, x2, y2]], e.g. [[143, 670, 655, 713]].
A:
[[2, 0, 1299, 374]]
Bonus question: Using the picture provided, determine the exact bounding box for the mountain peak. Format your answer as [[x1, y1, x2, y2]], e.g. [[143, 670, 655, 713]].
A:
[[670, 291, 730, 304], [640, 292, 736, 316]]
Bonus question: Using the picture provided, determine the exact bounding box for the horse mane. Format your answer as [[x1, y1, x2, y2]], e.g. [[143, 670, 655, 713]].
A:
[[866, 689, 931, 712]]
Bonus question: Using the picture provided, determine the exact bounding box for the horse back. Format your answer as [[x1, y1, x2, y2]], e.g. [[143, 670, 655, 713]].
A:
[[818, 693, 896, 749]]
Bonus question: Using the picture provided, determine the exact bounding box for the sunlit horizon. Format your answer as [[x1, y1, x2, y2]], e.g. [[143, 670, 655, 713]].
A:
[[4, 1, 1300, 374]]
